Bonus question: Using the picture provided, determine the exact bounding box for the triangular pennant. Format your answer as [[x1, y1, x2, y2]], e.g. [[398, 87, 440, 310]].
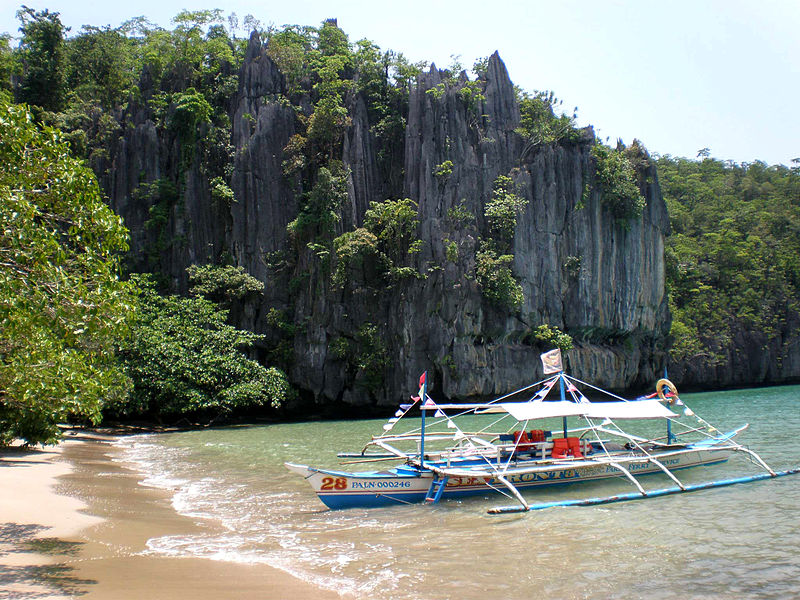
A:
[[394, 409, 404, 417], [534, 379, 556, 400], [382, 423, 393, 431], [446, 420, 456, 429], [434, 409, 446, 418]]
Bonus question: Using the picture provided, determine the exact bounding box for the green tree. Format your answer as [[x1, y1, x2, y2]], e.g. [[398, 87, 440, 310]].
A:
[[0, 100, 134, 445], [64, 25, 136, 109], [516, 89, 580, 157], [475, 241, 523, 310], [363, 198, 421, 262], [287, 164, 348, 242], [591, 143, 646, 226], [15, 6, 67, 112], [0, 34, 19, 95], [658, 154, 800, 364], [187, 264, 264, 306], [115, 275, 292, 418], [484, 175, 527, 252], [332, 198, 422, 287]]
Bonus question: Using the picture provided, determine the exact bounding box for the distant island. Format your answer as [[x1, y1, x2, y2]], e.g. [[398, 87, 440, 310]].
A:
[[1, 8, 798, 445]]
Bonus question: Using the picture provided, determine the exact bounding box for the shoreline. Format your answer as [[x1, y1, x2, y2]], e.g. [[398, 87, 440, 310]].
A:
[[0, 429, 344, 599]]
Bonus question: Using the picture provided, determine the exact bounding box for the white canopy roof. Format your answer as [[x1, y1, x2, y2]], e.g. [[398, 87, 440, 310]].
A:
[[493, 401, 589, 420], [585, 400, 678, 420], [480, 399, 677, 421]]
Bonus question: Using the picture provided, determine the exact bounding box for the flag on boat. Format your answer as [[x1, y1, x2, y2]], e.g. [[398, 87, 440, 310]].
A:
[[418, 371, 427, 399], [534, 378, 557, 400], [541, 349, 563, 374]]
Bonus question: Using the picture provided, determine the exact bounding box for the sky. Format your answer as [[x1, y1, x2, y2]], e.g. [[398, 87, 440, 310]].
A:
[[2, 0, 798, 166]]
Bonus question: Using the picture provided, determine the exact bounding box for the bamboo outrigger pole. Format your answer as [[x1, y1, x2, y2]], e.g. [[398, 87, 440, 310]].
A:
[[488, 469, 800, 514]]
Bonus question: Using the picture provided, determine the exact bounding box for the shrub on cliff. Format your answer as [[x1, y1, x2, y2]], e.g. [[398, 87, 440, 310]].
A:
[[591, 143, 646, 226], [484, 175, 527, 252], [113, 275, 293, 419], [475, 241, 523, 310]]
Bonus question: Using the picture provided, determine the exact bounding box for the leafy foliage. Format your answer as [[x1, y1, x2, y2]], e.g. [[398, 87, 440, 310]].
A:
[[658, 155, 800, 363], [187, 264, 264, 305], [0, 100, 134, 445], [287, 164, 348, 243], [447, 201, 476, 224], [115, 275, 292, 418], [484, 175, 527, 252], [169, 87, 213, 141], [475, 176, 527, 309], [0, 34, 18, 95], [15, 7, 67, 112], [591, 143, 646, 226], [475, 241, 523, 310], [327, 323, 389, 393], [64, 25, 136, 109], [332, 198, 422, 287], [332, 228, 388, 286], [363, 198, 422, 261], [433, 160, 454, 180], [530, 324, 573, 352], [515, 90, 580, 156]]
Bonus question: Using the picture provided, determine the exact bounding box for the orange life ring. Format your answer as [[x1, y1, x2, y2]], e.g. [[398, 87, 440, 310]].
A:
[[656, 378, 678, 404]]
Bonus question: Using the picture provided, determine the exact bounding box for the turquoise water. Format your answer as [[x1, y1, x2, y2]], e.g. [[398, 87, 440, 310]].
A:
[[117, 385, 800, 599]]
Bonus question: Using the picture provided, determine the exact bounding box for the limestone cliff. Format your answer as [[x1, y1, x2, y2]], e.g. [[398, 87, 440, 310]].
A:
[[104, 34, 674, 408]]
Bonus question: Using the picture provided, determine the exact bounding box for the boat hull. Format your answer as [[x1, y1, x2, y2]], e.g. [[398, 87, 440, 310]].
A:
[[286, 449, 732, 510]]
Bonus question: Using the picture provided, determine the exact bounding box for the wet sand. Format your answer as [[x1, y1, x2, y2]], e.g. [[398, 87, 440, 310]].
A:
[[0, 430, 344, 599]]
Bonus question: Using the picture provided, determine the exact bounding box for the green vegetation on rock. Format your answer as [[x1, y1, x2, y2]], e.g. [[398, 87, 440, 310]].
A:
[[476, 176, 527, 309], [591, 143, 647, 227], [658, 154, 800, 365], [115, 274, 292, 418]]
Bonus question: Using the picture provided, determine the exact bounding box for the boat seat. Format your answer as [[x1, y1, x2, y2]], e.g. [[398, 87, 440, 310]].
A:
[[552, 437, 583, 459], [528, 429, 546, 443], [513, 431, 535, 450], [567, 437, 583, 458], [551, 438, 569, 459]]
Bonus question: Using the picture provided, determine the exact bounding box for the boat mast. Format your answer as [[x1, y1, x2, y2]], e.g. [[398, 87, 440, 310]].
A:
[[419, 371, 427, 465], [663, 365, 675, 444], [559, 371, 568, 438]]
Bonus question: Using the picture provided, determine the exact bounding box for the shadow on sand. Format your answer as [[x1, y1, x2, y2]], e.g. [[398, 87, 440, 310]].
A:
[[0, 522, 96, 598]]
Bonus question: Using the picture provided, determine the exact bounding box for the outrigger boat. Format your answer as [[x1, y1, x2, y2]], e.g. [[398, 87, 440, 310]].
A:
[[286, 350, 799, 514]]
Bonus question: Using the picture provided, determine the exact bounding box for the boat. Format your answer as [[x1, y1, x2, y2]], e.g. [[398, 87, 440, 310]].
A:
[[285, 350, 799, 513]]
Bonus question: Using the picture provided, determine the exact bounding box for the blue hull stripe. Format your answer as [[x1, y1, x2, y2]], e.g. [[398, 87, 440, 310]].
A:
[[315, 458, 732, 509]]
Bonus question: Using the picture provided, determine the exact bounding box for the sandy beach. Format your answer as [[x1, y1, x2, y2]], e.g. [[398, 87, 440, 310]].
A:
[[0, 430, 343, 599]]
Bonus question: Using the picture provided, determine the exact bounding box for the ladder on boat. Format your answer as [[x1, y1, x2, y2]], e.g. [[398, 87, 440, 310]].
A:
[[425, 474, 449, 503]]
